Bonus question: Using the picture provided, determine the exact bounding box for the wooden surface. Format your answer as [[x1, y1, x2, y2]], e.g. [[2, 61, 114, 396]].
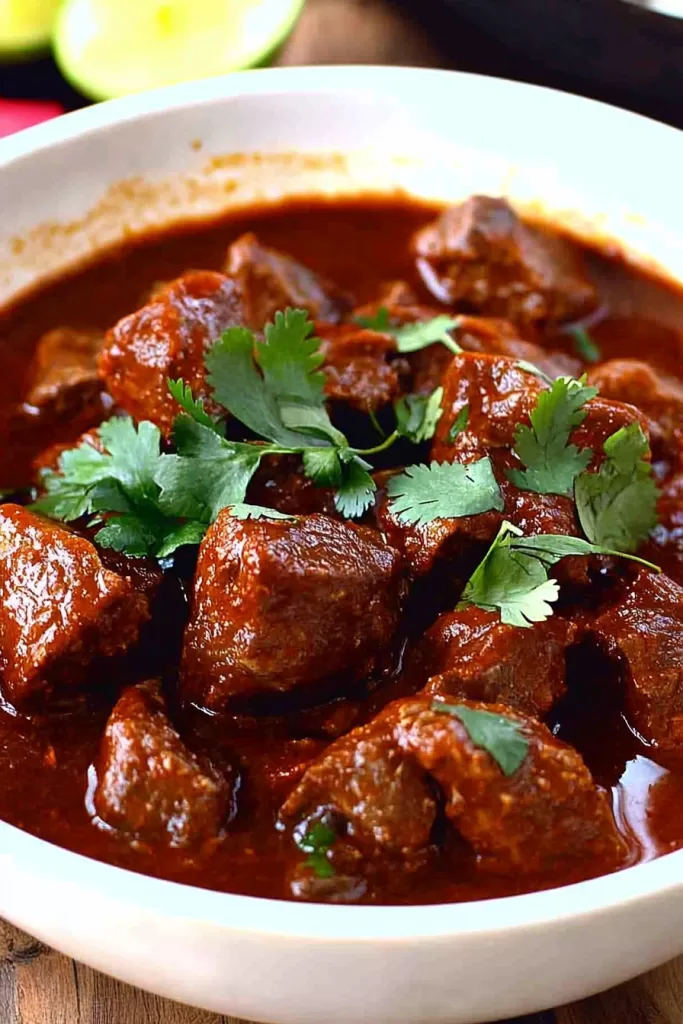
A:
[[2, 0, 683, 1021]]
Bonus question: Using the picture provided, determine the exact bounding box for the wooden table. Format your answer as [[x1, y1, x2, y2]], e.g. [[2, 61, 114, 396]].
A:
[[2, 0, 683, 1020]]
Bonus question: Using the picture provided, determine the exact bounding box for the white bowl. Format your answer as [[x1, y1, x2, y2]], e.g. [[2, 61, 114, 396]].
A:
[[1, 66, 683, 1024]]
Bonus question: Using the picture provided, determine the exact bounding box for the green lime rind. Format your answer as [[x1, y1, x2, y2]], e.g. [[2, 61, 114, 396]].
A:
[[53, 0, 305, 101], [0, 0, 61, 60]]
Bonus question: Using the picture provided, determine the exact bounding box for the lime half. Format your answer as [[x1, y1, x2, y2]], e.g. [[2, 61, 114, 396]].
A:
[[0, 0, 62, 59], [53, 0, 305, 101]]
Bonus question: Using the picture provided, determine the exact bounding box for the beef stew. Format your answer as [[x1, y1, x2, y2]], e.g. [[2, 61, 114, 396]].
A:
[[1, 194, 683, 905]]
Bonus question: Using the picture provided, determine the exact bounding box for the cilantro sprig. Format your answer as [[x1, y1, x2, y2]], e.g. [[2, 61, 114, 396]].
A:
[[294, 819, 337, 879], [33, 308, 444, 557], [507, 375, 597, 497], [431, 701, 529, 776], [457, 521, 660, 628], [356, 307, 462, 355]]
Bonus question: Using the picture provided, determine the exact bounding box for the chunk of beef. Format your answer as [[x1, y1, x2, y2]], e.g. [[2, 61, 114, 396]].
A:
[[413, 195, 598, 326], [98, 271, 244, 435], [411, 606, 575, 718], [643, 475, 683, 586], [225, 232, 351, 329], [23, 327, 107, 426], [94, 680, 232, 848], [280, 715, 436, 857], [316, 322, 404, 412], [586, 569, 683, 753], [180, 512, 405, 708], [432, 351, 543, 463], [281, 694, 625, 883], [393, 696, 626, 874], [0, 505, 149, 707], [588, 358, 683, 470]]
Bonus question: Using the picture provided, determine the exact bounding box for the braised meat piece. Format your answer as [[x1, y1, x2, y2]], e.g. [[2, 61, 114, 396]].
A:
[[98, 271, 244, 435], [413, 195, 598, 326], [23, 327, 107, 426], [94, 680, 232, 848], [0, 505, 149, 707], [393, 697, 626, 874], [413, 606, 575, 718], [280, 715, 436, 857], [282, 694, 625, 883], [180, 511, 405, 708], [585, 570, 683, 753], [316, 322, 404, 412], [225, 232, 351, 329], [588, 358, 683, 470]]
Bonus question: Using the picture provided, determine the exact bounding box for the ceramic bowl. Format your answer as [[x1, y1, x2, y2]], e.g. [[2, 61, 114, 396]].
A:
[[1, 66, 683, 1023]]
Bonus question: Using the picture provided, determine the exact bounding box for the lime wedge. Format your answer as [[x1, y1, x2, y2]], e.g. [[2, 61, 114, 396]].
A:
[[0, 0, 62, 59], [53, 0, 304, 101]]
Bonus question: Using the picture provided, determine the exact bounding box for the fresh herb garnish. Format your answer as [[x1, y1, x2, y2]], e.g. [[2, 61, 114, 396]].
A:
[[507, 375, 597, 496], [356, 307, 462, 355], [386, 457, 503, 526], [33, 418, 210, 558], [457, 521, 659, 628], [37, 310, 447, 554], [447, 404, 469, 444], [431, 701, 529, 776], [295, 820, 337, 879], [394, 387, 443, 444], [569, 325, 601, 364], [575, 422, 659, 553]]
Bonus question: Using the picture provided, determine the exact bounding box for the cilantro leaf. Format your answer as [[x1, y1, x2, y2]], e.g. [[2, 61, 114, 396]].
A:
[[355, 306, 391, 331], [257, 309, 345, 446], [431, 701, 529, 776], [507, 375, 597, 496], [294, 820, 337, 879], [394, 387, 443, 444], [302, 447, 343, 487], [228, 504, 296, 521], [334, 453, 377, 518], [205, 325, 309, 449], [156, 520, 208, 558], [156, 417, 262, 522], [167, 378, 223, 433], [392, 316, 461, 355], [94, 515, 166, 558], [355, 309, 461, 354], [386, 457, 503, 526], [447, 404, 469, 444], [32, 416, 214, 559], [569, 325, 601, 364], [575, 423, 659, 553]]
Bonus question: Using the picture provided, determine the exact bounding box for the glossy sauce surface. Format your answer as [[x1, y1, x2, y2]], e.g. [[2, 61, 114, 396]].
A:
[[1, 197, 683, 903]]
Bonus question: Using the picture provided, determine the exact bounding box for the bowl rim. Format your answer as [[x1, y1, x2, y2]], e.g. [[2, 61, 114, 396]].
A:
[[1, 63, 683, 944]]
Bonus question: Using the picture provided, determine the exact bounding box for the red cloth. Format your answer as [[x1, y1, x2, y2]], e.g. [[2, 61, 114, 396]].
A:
[[0, 98, 63, 138]]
